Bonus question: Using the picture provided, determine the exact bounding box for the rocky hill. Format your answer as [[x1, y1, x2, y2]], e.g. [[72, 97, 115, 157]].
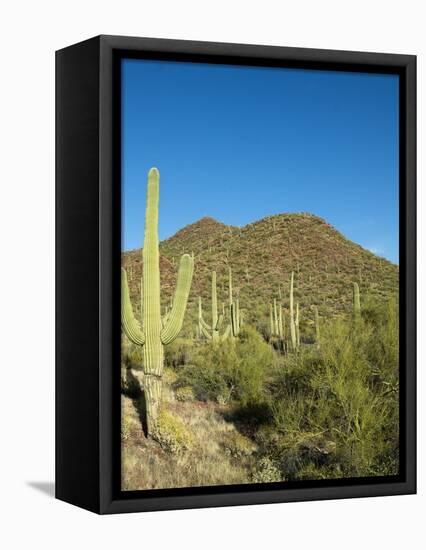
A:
[[122, 213, 398, 336]]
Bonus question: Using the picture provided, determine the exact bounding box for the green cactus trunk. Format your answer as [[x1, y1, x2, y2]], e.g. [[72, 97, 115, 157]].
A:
[[278, 304, 284, 339], [273, 298, 279, 336], [353, 282, 361, 317], [313, 305, 320, 347], [211, 271, 219, 341], [121, 168, 194, 436], [295, 301, 300, 349], [289, 271, 297, 351], [229, 267, 241, 337]]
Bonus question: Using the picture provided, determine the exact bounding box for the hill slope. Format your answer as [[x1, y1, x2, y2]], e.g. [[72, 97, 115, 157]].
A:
[[122, 213, 398, 335]]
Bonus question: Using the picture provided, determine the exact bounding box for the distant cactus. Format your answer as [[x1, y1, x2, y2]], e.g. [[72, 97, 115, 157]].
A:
[[313, 305, 320, 346], [227, 267, 242, 337], [199, 271, 231, 341], [289, 271, 297, 351], [273, 298, 279, 335], [295, 301, 300, 349], [353, 282, 361, 317], [278, 303, 284, 339], [270, 294, 285, 351], [121, 168, 194, 436]]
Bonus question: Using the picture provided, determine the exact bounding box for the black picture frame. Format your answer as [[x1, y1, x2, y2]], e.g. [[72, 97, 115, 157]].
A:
[[56, 35, 416, 514]]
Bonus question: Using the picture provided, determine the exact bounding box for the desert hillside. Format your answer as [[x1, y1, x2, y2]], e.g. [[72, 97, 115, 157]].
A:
[[122, 212, 398, 334]]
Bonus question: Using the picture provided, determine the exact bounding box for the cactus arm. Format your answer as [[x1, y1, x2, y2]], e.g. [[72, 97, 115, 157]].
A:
[[121, 267, 145, 346], [200, 324, 213, 340], [216, 313, 224, 331], [200, 315, 212, 331], [221, 324, 231, 341], [161, 254, 194, 345], [162, 310, 171, 328]]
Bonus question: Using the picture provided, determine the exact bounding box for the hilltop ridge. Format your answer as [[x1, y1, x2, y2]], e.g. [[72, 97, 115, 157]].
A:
[[122, 212, 398, 332]]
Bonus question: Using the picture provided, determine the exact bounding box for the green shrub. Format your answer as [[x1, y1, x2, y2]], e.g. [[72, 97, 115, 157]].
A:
[[175, 385, 195, 402], [233, 326, 275, 406], [252, 457, 282, 483], [164, 338, 194, 369], [263, 296, 399, 479], [154, 409, 194, 454], [177, 326, 274, 406], [221, 431, 256, 458], [121, 415, 131, 441]]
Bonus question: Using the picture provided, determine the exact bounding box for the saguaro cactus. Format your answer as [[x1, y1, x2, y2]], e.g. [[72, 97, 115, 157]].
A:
[[278, 304, 284, 340], [270, 295, 285, 351], [229, 267, 241, 337], [289, 271, 297, 351], [353, 282, 361, 317], [295, 301, 300, 349], [313, 305, 320, 347], [198, 271, 231, 341], [121, 168, 194, 436]]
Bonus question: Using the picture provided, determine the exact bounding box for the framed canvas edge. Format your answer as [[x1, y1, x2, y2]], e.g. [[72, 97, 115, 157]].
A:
[[95, 35, 416, 515]]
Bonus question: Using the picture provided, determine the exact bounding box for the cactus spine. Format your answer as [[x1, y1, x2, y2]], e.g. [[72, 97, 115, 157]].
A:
[[121, 168, 194, 436], [289, 271, 297, 351]]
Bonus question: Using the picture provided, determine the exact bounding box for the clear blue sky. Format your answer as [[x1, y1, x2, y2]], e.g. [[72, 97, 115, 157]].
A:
[[122, 58, 399, 263]]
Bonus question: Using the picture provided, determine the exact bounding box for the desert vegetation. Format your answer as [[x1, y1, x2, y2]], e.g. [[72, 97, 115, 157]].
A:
[[121, 167, 399, 490]]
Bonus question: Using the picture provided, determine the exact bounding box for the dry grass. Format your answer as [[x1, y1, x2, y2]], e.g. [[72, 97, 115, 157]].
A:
[[121, 379, 262, 491]]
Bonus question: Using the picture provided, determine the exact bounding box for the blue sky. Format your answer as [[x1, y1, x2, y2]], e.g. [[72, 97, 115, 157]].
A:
[[122, 59, 399, 263]]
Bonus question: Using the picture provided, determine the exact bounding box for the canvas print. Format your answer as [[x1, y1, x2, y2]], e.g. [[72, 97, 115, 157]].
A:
[[120, 59, 399, 491]]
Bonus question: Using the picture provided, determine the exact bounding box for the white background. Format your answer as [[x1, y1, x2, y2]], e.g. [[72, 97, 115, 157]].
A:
[[0, 1, 423, 548]]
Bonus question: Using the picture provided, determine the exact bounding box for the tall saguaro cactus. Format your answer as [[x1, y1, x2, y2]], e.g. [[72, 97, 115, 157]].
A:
[[289, 271, 297, 351], [295, 301, 300, 349], [353, 282, 361, 317], [270, 294, 285, 351], [228, 267, 241, 337], [313, 305, 320, 347], [121, 168, 194, 436]]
